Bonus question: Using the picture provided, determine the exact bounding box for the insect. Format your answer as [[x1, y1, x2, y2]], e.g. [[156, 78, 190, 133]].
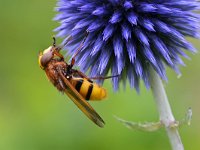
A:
[[38, 35, 117, 127]]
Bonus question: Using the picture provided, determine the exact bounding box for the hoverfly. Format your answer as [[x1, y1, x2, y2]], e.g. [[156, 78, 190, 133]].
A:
[[38, 35, 117, 127]]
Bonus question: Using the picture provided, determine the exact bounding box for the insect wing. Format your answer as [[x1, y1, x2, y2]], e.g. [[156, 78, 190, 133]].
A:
[[58, 71, 105, 127]]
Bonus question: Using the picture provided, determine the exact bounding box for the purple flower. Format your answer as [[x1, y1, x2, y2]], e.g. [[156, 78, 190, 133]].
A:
[[54, 0, 200, 91]]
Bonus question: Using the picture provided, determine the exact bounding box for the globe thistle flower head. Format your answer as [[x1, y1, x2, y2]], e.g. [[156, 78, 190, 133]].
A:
[[54, 0, 200, 91]]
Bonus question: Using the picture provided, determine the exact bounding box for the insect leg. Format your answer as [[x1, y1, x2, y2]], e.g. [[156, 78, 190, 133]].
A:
[[74, 70, 92, 81], [74, 70, 119, 81], [53, 50, 64, 61], [89, 74, 119, 80], [51, 36, 69, 61], [62, 35, 73, 47], [70, 32, 89, 67]]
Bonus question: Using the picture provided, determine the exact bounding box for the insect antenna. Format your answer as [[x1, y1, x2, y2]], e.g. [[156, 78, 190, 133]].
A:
[[52, 36, 56, 47]]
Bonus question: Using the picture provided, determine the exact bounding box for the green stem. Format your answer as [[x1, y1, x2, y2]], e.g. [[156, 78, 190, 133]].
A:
[[149, 67, 184, 150]]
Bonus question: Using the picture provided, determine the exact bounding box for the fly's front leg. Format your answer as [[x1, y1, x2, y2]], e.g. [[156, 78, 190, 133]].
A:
[[54, 50, 64, 61], [70, 32, 89, 67], [51, 36, 65, 61]]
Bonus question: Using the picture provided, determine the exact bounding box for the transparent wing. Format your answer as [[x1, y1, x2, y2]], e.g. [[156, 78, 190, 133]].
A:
[[58, 71, 105, 127]]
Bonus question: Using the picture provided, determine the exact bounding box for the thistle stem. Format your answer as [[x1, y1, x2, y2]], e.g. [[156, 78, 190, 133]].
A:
[[149, 68, 184, 150]]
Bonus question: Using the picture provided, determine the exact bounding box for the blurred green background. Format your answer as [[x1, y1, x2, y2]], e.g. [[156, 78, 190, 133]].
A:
[[0, 1, 200, 150]]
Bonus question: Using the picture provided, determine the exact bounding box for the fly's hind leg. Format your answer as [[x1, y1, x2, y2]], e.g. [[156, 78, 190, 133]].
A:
[[89, 74, 119, 80], [75, 69, 119, 81], [74, 70, 92, 82]]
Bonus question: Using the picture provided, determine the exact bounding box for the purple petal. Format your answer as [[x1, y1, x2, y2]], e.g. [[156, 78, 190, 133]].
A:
[[113, 34, 123, 59], [126, 39, 136, 63], [109, 10, 123, 24], [126, 11, 138, 25], [103, 24, 116, 41], [121, 22, 132, 41]]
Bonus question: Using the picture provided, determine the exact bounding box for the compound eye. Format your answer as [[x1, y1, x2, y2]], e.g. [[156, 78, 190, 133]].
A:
[[43, 46, 53, 54], [40, 46, 54, 68]]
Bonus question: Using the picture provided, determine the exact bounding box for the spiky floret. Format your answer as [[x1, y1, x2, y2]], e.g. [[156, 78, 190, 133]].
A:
[[54, 0, 200, 91]]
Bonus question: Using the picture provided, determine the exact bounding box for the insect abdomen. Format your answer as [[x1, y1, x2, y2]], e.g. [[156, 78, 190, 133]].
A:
[[70, 78, 106, 101]]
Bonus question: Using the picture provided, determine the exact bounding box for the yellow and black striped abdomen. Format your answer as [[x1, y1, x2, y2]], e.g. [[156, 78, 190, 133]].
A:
[[69, 77, 106, 101]]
